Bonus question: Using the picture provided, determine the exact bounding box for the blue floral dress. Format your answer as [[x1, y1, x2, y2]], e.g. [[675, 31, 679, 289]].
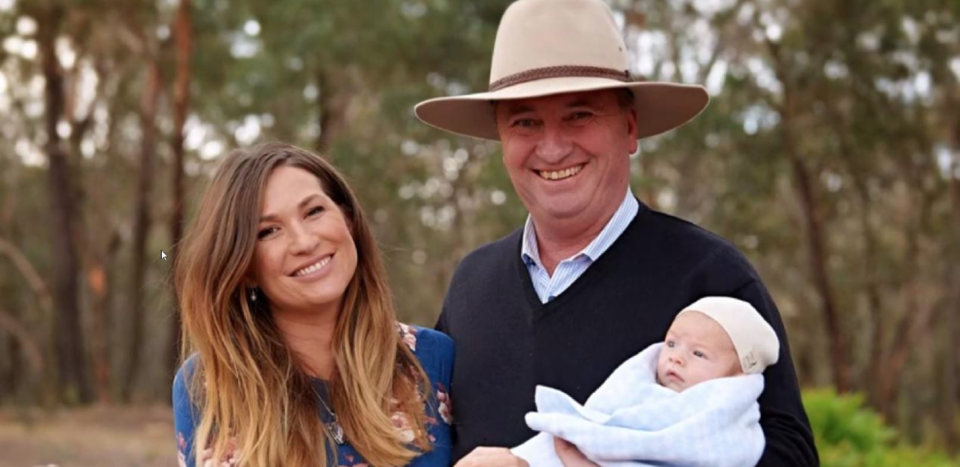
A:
[[173, 324, 455, 467]]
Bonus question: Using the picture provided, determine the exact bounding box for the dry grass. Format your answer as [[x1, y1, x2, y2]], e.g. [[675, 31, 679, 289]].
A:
[[0, 405, 175, 467]]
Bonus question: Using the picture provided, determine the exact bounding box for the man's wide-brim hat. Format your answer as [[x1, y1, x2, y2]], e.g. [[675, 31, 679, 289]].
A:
[[415, 0, 709, 141]]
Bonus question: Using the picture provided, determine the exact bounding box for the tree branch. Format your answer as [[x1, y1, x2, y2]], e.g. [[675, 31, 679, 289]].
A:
[[0, 237, 54, 314]]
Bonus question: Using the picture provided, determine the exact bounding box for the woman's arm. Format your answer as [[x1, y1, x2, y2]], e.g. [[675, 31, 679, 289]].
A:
[[172, 360, 198, 467]]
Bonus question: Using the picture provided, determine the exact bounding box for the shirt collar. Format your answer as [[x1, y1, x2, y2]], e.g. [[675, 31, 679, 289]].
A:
[[521, 188, 639, 267]]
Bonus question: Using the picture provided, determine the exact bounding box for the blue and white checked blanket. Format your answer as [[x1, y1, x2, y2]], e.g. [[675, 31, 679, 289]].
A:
[[512, 343, 765, 467]]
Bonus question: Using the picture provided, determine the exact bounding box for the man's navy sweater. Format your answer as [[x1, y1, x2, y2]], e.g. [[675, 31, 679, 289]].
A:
[[437, 201, 818, 466]]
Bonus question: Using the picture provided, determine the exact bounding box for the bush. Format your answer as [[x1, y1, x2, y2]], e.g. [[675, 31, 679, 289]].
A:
[[802, 388, 958, 467]]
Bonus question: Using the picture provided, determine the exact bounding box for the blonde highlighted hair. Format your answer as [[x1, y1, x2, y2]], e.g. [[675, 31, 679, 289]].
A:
[[175, 143, 431, 467]]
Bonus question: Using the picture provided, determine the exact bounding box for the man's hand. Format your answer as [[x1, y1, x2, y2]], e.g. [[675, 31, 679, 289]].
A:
[[454, 447, 530, 467], [554, 438, 600, 467]]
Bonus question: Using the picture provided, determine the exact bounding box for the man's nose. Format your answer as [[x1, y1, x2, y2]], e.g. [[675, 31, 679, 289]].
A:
[[535, 123, 572, 163]]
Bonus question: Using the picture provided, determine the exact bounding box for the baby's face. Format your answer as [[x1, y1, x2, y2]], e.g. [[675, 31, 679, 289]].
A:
[[656, 311, 742, 392]]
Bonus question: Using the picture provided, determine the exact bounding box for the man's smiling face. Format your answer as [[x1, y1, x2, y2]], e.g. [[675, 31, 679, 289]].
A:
[[495, 90, 638, 228]]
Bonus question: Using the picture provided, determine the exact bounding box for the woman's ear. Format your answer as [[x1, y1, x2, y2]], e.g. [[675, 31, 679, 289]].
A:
[[243, 271, 259, 293], [243, 280, 260, 303]]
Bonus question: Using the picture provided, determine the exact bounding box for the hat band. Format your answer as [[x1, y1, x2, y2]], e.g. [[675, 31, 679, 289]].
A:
[[489, 65, 631, 92]]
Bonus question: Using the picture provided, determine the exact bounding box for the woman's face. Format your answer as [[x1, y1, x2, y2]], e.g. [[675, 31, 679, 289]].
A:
[[251, 166, 358, 318]]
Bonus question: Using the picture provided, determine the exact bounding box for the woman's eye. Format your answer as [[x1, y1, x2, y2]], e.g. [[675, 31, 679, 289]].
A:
[[257, 226, 278, 240], [307, 205, 325, 217]]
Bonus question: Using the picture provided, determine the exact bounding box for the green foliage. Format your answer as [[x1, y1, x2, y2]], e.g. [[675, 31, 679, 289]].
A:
[[804, 389, 958, 467]]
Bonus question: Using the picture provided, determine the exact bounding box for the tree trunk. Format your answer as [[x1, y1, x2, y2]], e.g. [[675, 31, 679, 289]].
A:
[[876, 228, 919, 421], [786, 153, 850, 392], [942, 114, 960, 454], [166, 0, 193, 387], [828, 106, 886, 404], [316, 70, 348, 152], [943, 263, 959, 455], [0, 306, 44, 382], [89, 232, 120, 404], [121, 60, 162, 402], [766, 37, 851, 393], [38, 4, 92, 404]]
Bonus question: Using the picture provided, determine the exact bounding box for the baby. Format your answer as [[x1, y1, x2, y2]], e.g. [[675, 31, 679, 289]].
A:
[[657, 296, 779, 392], [513, 296, 780, 467]]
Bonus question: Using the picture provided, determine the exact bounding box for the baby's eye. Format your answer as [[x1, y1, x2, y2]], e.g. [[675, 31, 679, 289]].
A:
[[665, 340, 675, 348], [693, 350, 706, 359]]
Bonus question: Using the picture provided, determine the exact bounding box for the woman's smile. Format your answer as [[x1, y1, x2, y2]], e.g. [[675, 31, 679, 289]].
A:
[[290, 254, 334, 279]]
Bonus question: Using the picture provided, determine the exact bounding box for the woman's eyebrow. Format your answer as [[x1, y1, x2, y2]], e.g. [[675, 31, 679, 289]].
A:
[[259, 194, 323, 222]]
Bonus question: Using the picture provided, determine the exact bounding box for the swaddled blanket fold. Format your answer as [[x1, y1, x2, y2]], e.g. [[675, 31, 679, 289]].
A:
[[512, 343, 765, 467]]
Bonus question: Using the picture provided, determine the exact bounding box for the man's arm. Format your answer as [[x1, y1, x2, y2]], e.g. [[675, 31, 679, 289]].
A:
[[734, 279, 819, 466]]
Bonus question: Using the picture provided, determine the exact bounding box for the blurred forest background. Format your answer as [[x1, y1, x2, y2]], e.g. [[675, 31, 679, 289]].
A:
[[0, 0, 958, 465]]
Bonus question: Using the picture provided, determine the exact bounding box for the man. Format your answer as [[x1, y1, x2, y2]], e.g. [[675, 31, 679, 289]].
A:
[[414, 0, 818, 466]]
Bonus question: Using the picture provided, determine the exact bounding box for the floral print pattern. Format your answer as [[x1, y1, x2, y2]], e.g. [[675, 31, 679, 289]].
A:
[[175, 324, 452, 467], [176, 432, 240, 467], [398, 322, 418, 352], [391, 409, 417, 443], [340, 453, 369, 467], [436, 383, 453, 425], [398, 322, 453, 425], [177, 432, 188, 467]]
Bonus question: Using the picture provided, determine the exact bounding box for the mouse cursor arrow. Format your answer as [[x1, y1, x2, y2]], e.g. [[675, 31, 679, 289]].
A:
[[161, 250, 168, 261]]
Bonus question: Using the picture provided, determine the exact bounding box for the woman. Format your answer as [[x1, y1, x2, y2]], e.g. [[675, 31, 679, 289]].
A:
[[172, 143, 454, 467]]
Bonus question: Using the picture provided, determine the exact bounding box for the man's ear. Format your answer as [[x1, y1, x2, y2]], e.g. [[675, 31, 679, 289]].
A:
[[625, 107, 639, 154]]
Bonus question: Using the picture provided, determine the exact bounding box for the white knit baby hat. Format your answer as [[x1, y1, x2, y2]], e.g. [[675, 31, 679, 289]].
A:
[[677, 296, 780, 374]]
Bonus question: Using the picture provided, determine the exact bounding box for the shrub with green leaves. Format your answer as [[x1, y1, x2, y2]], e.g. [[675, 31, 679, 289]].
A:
[[802, 389, 957, 467]]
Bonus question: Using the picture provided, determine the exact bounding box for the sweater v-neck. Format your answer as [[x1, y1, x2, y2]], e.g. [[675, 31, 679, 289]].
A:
[[516, 200, 649, 322]]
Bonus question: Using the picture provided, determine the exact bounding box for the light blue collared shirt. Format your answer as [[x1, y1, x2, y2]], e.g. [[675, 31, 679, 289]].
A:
[[521, 189, 639, 303]]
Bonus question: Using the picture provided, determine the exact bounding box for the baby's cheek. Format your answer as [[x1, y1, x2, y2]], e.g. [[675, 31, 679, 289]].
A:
[[727, 357, 743, 376]]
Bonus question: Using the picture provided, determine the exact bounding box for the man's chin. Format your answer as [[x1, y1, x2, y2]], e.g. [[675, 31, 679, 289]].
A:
[[531, 200, 591, 221]]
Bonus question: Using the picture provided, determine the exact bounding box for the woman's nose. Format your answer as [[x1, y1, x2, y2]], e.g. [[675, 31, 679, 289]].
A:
[[288, 222, 318, 254]]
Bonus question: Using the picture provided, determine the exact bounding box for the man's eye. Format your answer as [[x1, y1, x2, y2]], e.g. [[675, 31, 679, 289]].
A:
[[257, 226, 278, 240], [512, 119, 537, 128], [565, 111, 594, 126]]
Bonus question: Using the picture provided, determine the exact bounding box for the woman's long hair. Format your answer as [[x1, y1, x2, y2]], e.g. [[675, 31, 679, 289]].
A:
[[175, 143, 431, 467]]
